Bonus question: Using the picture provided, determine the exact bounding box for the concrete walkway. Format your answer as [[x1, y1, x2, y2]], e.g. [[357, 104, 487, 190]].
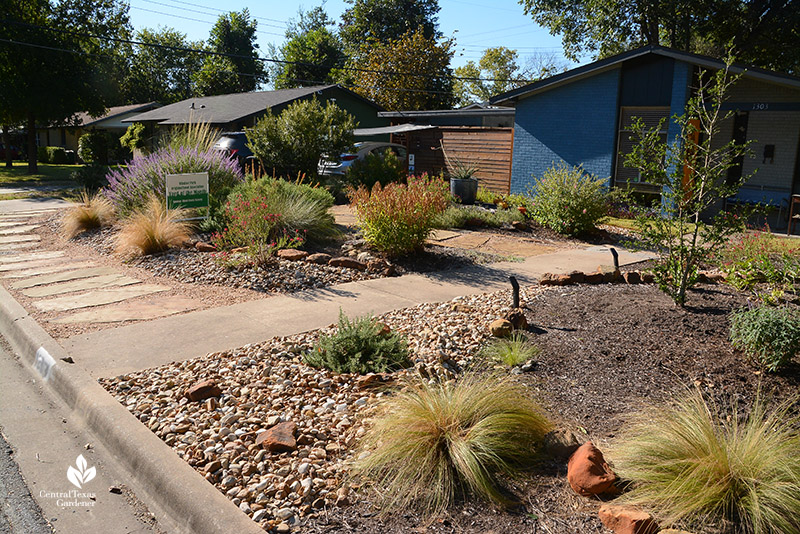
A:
[[63, 244, 654, 378]]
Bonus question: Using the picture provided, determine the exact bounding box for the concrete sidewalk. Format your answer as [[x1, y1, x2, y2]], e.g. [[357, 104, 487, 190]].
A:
[[62, 244, 654, 378]]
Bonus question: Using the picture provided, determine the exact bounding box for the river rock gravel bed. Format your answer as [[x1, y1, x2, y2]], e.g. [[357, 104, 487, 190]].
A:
[[99, 284, 547, 532]]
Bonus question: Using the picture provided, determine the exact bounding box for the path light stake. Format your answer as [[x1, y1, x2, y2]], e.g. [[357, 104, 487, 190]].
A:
[[509, 276, 520, 309], [610, 248, 619, 271]]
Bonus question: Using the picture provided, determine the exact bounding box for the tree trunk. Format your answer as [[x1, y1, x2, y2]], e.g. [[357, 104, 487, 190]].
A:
[[26, 113, 37, 175], [2, 125, 12, 168]]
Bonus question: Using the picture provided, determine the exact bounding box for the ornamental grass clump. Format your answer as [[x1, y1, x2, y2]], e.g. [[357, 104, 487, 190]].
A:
[[479, 331, 540, 366], [104, 146, 243, 218], [730, 305, 800, 372], [613, 390, 800, 534], [528, 162, 609, 236], [115, 194, 191, 257], [349, 174, 449, 257], [354, 373, 551, 517], [61, 192, 116, 239], [305, 311, 410, 374]]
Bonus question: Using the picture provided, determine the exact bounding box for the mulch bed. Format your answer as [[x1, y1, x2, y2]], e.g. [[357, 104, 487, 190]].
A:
[[305, 283, 800, 534]]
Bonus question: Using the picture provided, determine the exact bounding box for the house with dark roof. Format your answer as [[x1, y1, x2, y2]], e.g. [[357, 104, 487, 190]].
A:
[[124, 85, 388, 133], [36, 102, 161, 153], [490, 45, 800, 229]]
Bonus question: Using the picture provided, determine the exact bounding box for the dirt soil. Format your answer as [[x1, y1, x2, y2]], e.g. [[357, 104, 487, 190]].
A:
[[305, 284, 800, 534]]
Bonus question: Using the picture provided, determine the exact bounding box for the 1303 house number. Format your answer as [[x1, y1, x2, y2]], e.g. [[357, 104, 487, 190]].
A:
[[752, 103, 770, 110]]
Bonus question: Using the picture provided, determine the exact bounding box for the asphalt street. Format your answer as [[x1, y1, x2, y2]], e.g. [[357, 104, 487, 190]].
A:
[[0, 429, 52, 533]]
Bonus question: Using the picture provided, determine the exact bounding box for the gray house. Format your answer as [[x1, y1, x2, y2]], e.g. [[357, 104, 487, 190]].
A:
[[490, 45, 800, 228], [124, 85, 387, 132]]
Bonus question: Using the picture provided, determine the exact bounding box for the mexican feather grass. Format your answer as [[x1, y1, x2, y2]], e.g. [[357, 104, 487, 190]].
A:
[[354, 373, 551, 517], [115, 194, 191, 257], [613, 390, 800, 533], [61, 192, 116, 238]]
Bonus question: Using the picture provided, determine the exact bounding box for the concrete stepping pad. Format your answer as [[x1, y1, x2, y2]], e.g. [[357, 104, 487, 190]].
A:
[[34, 284, 170, 312], [0, 251, 64, 263], [2, 262, 95, 279], [51, 297, 199, 324], [0, 242, 39, 251], [22, 274, 140, 298], [12, 266, 118, 289], [0, 225, 40, 235], [0, 234, 40, 244], [0, 258, 69, 272], [0, 221, 36, 228]]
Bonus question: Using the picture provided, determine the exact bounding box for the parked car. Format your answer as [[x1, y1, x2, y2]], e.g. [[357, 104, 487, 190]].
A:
[[0, 144, 21, 160], [318, 142, 407, 176], [211, 132, 253, 169]]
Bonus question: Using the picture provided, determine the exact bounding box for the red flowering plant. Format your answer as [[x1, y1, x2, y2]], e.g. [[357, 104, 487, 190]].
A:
[[348, 174, 449, 257]]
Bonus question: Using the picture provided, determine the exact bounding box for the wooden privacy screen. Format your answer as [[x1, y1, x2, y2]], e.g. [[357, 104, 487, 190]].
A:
[[397, 127, 513, 194]]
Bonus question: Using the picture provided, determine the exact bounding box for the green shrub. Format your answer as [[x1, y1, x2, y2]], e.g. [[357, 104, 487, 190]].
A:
[[349, 174, 450, 257], [37, 146, 49, 163], [480, 331, 539, 366], [717, 232, 800, 298], [730, 305, 800, 372], [46, 146, 68, 164], [354, 373, 551, 516], [528, 163, 609, 236], [247, 99, 356, 179], [120, 122, 148, 153], [212, 177, 337, 252], [345, 149, 406, 189], [434, 205, 524, 229], [70, 164, 108, 192], [614, 390, 800, 533], [305, 311, 410, 374], [78, 131, 109, 164]]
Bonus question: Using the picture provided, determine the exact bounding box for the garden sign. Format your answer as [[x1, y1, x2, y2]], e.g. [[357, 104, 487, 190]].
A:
[[166, 172, 209, 210]]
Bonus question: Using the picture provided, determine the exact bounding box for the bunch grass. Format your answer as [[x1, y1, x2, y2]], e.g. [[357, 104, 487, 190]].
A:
[[61, 192, 116, 239], [614, 389, 800, 533], [115, 195, 191, 257], [355, 373, 551, 517], [479, 331, 539, 366]]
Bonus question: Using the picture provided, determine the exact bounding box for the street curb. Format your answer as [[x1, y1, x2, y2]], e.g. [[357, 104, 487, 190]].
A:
[[0, 285, 264, 534]]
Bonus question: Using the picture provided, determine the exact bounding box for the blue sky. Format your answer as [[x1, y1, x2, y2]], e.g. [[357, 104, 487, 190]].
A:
[[126, 0, 585, 77]]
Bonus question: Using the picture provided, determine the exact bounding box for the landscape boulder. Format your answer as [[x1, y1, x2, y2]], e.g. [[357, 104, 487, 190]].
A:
[[511, 220, 529, 231], [184, 379, 222, 401], [195, 241, 216, 252], [356, 373, 396, 390], [328, 257, 368, 271], [305, 253, 332, 265], [584, 272, 605, 284], [543, 429, 585, 460], [623, 271, 641, 284], [567, 441, 617, 496], [598, 504, 658, 534], [490, 318, 513, 338], [502, 308, 528, 330], [277, 249, 308, 261], [256, 421, 297, 453], [540, 273, 573, 286]]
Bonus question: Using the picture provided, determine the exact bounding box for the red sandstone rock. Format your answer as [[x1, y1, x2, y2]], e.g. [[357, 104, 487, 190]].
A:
[[185, 379, 222, 401], [305, 253, 332, 265], [567, 442, 617, 496], [256, 422, 297, 453], [328, 257, 368, 271], [598, 504, 658, 534], [490, 318, 513, 338], [277, 249, 308, 261], [195, 241, 216, 252], [503, 308, 528, 330], [584, 272, 605, 284], [623, 271, 642, 284], [540, 273, 572, 286]]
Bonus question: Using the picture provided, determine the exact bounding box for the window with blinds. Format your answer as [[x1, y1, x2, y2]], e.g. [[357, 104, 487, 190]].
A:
[[615, 107, 670, 187]]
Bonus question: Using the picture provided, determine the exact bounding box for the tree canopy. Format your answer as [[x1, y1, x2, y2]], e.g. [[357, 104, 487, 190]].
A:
[[194, 9, 267, 96], [271, 7, 344, 89], [351, 29, 455, 111], [520, 0, 800, 74], [122, 27, 203, 104], [340, 0, 441, 51], [0, 0, 131, 172]]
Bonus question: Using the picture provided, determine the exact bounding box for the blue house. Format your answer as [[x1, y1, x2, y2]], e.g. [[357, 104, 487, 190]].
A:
[[490, 45, 800, 227]]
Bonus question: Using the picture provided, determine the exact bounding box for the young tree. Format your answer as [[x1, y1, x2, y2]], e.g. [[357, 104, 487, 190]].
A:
[[350, 29, 455, 111], [340, 0, 441, 52], [194, 9, 267, 96], [0, 0, 131, 173], [122, 27, 204, 104], [271, 6, 345, 89], [624, 57, 752, 306], [246, 99, 356, 179]]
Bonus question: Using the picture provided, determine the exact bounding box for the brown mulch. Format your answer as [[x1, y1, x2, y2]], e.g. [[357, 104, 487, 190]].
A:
[[304, 283, 800, 534]]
